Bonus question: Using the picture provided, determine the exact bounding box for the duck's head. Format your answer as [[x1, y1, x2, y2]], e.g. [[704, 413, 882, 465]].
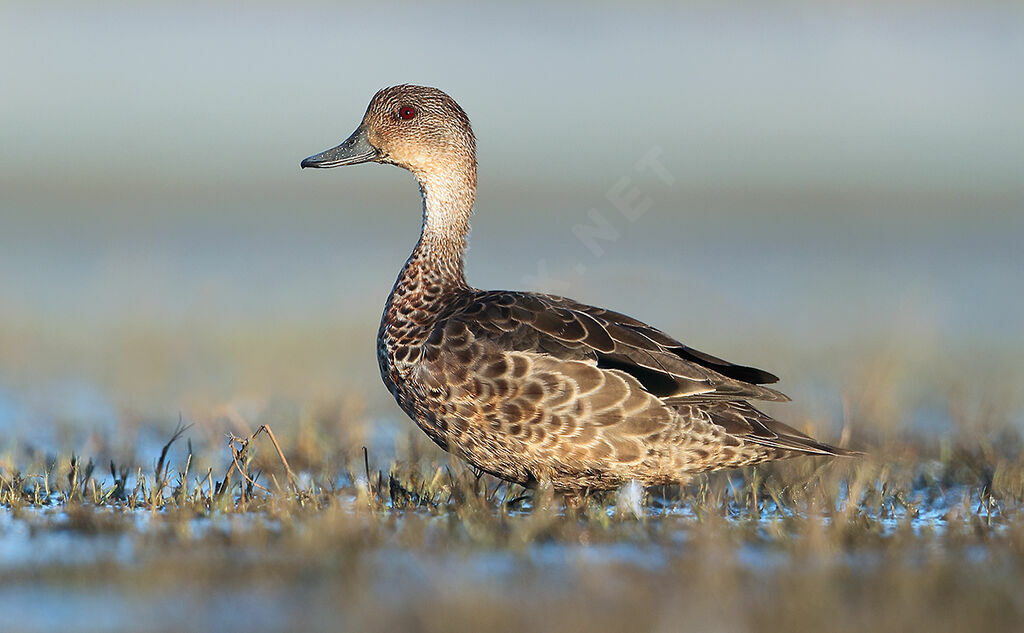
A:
[[301, 85, 475, 178]]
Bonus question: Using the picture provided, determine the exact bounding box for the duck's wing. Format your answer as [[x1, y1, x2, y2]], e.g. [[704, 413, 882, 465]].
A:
[[445, 290, 790, 404]]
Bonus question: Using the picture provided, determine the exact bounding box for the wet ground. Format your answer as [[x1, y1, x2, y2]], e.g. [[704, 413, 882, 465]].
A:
[[0, 408, 1020, 633]]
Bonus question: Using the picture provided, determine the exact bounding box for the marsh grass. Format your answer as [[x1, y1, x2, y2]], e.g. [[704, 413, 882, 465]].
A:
[[1, 353, 1022, 632]]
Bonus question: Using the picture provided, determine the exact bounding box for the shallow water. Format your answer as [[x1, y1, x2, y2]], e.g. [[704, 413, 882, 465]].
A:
[[0, 476, 998, 566]]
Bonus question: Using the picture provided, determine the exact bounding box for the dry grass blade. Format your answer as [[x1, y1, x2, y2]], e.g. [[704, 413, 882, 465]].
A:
[[155, 420, 192, 492], [224, 424, 300, 502]]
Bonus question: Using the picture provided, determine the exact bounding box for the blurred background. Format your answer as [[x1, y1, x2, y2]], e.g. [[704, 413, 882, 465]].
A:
[[1, 0, 1022, 446]]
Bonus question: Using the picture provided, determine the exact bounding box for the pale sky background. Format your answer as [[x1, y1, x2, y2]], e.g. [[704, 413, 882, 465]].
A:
[[1, 1, 1022, 422]]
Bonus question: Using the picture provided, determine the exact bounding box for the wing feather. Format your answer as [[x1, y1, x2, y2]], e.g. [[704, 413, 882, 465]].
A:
[[452, 291, 789, 403]]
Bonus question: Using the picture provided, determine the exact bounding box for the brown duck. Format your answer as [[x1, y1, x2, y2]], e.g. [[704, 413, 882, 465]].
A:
[[302, 85, 855, 490]]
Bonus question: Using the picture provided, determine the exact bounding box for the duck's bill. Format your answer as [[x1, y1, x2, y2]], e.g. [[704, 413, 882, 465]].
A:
[[300, 125, 379, 168]]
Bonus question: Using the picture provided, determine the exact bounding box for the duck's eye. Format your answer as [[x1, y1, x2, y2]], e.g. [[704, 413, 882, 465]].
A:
[[399, 106, 416, 120]]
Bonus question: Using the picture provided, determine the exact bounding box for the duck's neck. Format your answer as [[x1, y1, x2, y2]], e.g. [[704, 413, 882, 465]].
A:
[[404, 166, 476, 289]]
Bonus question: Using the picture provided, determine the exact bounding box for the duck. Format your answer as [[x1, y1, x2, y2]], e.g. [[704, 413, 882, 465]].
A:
[[301, 85, 855, 491]]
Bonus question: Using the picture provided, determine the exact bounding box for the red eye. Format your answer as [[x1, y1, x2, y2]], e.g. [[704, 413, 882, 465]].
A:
[[399, 106, 416, 120]]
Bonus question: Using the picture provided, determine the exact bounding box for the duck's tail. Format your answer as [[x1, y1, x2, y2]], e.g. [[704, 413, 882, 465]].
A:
[[702, 400, 863, 457]]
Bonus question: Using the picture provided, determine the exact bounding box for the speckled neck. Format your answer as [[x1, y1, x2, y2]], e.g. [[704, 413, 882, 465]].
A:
[[378, 162, 476, 373], [405, 162, 477, 290]]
